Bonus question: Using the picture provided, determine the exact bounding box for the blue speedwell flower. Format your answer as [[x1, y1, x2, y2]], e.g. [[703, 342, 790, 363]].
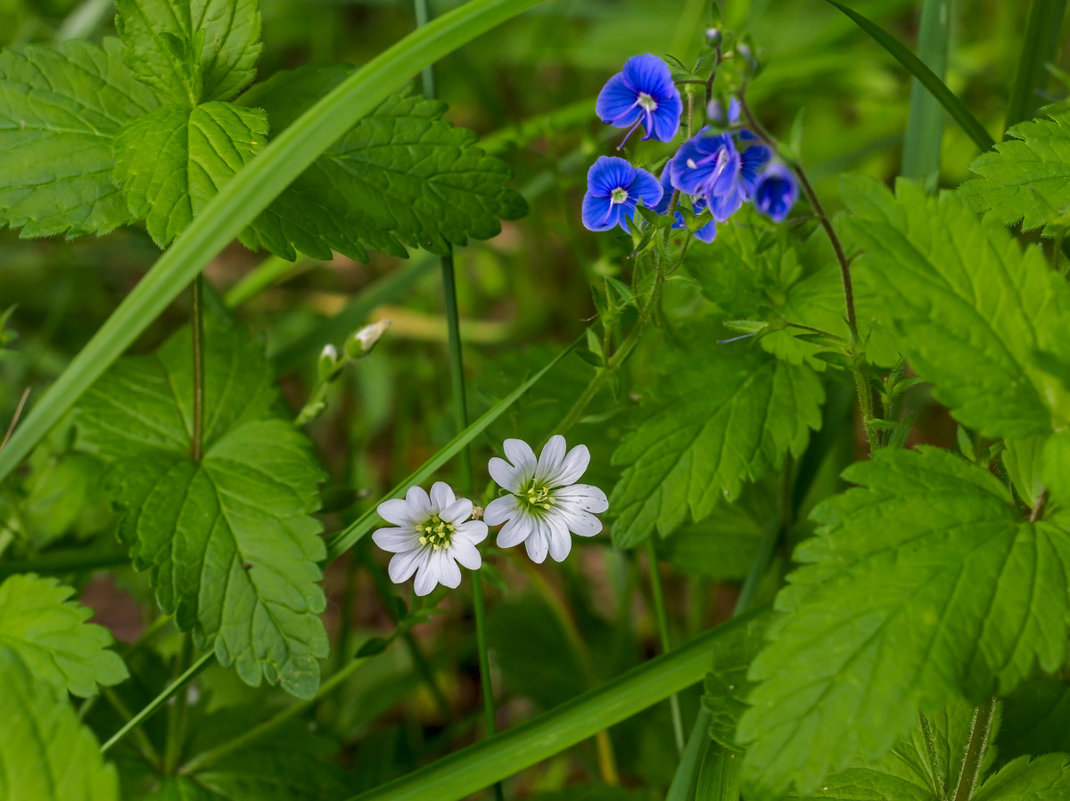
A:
[[669, 127, 771, 222], [596, 54, 683, 144], [754, 162, 798, 222], [653, 166, 716, 243], [582, 156, 662, 232]]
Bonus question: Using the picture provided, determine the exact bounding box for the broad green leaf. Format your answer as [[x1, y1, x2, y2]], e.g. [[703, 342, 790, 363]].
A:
[[0, 647, 119, 800], [1003, 435, 1047, 508], [958, 111, 1070, 234], [115, 0, 262, 104], [237, 66, 527, 262], [703, 611, 770, 752], [843, 177, 1070, 439], [609, 328, 823, 548], [999, 678, 1070, 760], [1043, 430, 1070, 506], [739, 447, 1070, 797], [975, 755, 1070, 801], [0, 573, 127, 697], [76, 317, 328, 699], [114, 102, 268, 247], [0, 39, 159, 238]]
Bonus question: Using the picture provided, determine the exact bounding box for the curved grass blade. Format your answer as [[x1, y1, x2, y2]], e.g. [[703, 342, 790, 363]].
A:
[[901, 0, 951, 189], [345, 611, 764, 801], [824, 0, 994, 152], [0, 0, 545, 485], [1006, 0, 1068, 131]]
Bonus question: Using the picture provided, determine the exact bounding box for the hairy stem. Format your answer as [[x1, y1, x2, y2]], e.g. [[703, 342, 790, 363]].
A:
[[952, 697, 996, 801], [190, 275, 204, 463], [645, 538, 685, 753]]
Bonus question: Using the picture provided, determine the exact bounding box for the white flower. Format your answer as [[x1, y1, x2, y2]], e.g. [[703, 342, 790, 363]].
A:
[[373, 482, 487, 595], [484, 435, 609, 563]]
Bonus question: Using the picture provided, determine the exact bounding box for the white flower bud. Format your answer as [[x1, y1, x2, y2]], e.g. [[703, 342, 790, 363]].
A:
[[345, 319, 391, 359]]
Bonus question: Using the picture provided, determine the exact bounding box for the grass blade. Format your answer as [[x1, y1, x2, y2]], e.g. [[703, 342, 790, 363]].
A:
[[345, 611, 764, 801], [1005, 0, 1068, 131], [901, 0, 952, 189], [824, 0, 994, 152], [0, 0, 545, 485]]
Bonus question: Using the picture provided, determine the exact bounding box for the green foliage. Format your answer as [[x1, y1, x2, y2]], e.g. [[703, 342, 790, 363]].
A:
[[0, 39, 159, 238], [609, 327, 823, 547], [703, 612, 770, 752], [0, 573, 127, 696], [238, 66, 527, 262], [114, 0, 262, 105], [0, 647, 119, 800], [843, 177, 1070, 439], [114, 102, 268, 247], [975, 755, 1070, 801], [738, 447, 1070, 797], [959, 111, 1070, 233], [76, 315, 328, 699]]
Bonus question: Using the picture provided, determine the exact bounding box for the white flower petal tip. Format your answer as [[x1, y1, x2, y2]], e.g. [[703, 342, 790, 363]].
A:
[[485, 436, 609, 563], [373, 482, 484, 594]]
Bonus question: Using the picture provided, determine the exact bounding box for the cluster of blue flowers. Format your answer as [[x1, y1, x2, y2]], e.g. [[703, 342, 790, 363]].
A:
[[581, 54, 798, 242]]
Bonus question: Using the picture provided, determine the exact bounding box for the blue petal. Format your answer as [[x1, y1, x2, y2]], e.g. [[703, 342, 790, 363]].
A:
[[621, 53, 676, 98], [670, 128, 733, 196], [581, 191, 618, 231], [695, 217, 717, 243], [727, 98, 742, 124], [708, 183, 745, 222], [739, 143, 772, 194], [596, 73, 640, 127], [587, 156, 636, 197], [755, 163, 798, 223], [645, 91, 682, 142], [628, 167, 663, 211]]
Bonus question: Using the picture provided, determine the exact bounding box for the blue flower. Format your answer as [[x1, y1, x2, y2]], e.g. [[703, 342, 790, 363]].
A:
[[754, 162, 798, 223], [669, 127, 771, 222], [596, 54, 683, 144], [582, 156, 663, 232], [653, 165, 716, 243]]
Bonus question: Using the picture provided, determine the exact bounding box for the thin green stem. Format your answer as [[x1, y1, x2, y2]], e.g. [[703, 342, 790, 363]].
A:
[[190, 276, 204, 463], [102, 687, 162, 768], [645, 538, 685, 754], [163, 635, 192, 773], [224, 255, 312, 309], [951, 697, 996, 801]]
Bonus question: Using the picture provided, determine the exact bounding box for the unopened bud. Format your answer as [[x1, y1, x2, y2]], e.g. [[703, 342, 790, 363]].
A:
[[317, 343, 339, 380], [737, 43, 759, 74], [705, 27, 722, 47], [344, 319, 391, 360]]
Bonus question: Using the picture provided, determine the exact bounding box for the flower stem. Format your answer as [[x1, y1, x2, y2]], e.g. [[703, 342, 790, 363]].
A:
[[951, 697, 996, 801], [645, 538, 686, 754], [190, 275, 204, 463]]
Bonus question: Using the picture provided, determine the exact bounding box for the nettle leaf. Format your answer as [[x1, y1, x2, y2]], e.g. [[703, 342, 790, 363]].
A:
[[609, 327, 823, 548], [0, 573, 128, 697], [76, 316, 328, 699], [115, 0, 262, 104], [237, 65, 527, 262], [843, 177, 1070, 439], [0, 39, 159, 238], [0, 647, 119, 801], [975, 755, 1070, 801], [958, 111, 1070, 234], [113, 101, 267, 247], [703, 611, 770, 753], [738, 447, 1070, 797]]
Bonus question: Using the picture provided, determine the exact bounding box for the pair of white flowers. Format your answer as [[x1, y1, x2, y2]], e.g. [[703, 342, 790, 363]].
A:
[[372, 435, 609, 595]]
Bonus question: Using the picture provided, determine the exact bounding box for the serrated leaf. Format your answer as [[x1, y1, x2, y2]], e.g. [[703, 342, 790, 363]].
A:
[[0, 573, 127, 697], [609, 328, 823, 547], [0, 647, 119, 800], [703, 611, 771, 752], [115, 0, 262, 104], [75, 316, 328, 699], [974, 755, 1070, 801], [237, 66, 527, 262], [114, 101, 268, 247], [958, 111, 1070, 234], [739, 446, 1070, 797], [843, 176, 1070, 439], [0, 39, 160, 238]]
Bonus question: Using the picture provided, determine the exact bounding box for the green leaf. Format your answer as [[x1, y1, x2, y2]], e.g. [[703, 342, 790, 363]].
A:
[[999, 678, 1070, 759], [609, 329, 823, 548], [843, 177, 1070, 439], [975, 755, 1070, 801], [738, 446, 1070, 797], [114, 101, 268, 247], [76, 316, 328, 699], [1003, 435, 1047, 508], [1043, 429, 1070, 506], [0, 647, 119, 800], [237, 66, 527, 262], [702, 611, 770, 752], [958, 111, 1070, 234], [0, 573, 127, 697], [0, 39, 160, 238], [114, 0, 262, 104]]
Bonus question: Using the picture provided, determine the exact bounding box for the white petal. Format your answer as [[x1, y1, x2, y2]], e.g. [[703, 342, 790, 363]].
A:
[[436, 551, 462, 589], [451, 539, 482, 570], [557, 506, 603, 537], [488, 457, 522, 492], [388, 549, 424, 584], [442, 497, 474, 525], [524, 519, 550, 563], [430, 482, 456, 511], [455, 520, 488, 545], [503, 438, 537, 474], [497, 514, 534, 548], [372, 527, 419, 553], [535, 435, 567, 483], [555, 483, 608, 513], [547, 516, 573, 562], [377, 498, 416, 526], [483, 495, 518, 526], [554, 444, 591, 486], [413, 560, 439, 596], [404, 485, 432, 516]]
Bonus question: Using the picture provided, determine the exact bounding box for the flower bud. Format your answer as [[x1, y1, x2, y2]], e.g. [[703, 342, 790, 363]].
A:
[[344, 319, 391, 360], [317, 344, 338, 381], [705, 27, 722, 48]]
